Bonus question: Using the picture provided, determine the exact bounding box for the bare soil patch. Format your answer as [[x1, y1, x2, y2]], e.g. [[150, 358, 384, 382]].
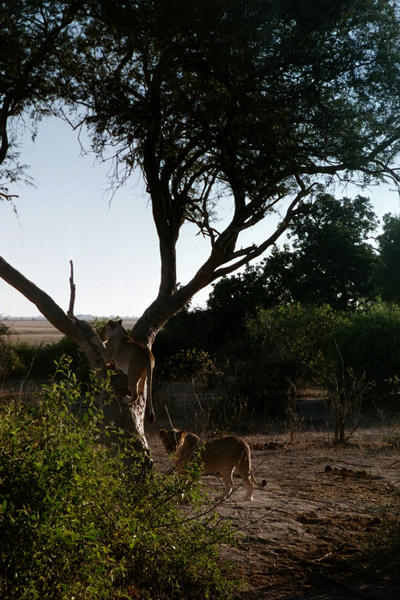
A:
[[148, 427, 400, 599]]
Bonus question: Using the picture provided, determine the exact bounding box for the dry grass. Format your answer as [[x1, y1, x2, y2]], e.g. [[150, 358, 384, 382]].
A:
[[2, 318, 137, 345], [5, 320, 64, 345]]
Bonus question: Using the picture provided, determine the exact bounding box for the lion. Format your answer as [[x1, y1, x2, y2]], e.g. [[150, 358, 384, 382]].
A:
[[99, 319, 155, 423], [159, 428, 266, 501]]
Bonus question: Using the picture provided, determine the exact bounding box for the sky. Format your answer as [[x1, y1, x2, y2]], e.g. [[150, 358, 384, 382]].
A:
[[1, 116, 400, 318]]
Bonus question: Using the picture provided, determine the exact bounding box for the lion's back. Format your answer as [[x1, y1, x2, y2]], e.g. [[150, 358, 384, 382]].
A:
[[200, 436, 250, 473]]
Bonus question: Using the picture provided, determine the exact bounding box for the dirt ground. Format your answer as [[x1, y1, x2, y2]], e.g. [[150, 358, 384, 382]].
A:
[[148, 425, 400, 600]]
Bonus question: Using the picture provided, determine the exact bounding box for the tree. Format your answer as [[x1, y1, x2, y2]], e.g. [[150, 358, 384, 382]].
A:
[[2, 0, 400, 448], [206, 265, 269, 343], [376, 214, 400, 303], [207, 194, 378, 324], [263, 194, 379, 310]]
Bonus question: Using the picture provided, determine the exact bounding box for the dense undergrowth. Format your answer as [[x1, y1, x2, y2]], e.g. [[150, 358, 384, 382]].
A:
[[0, 361, 238, 600]]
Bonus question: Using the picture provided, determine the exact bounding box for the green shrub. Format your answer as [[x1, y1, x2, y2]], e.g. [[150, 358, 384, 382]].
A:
[[11, 337, 89, 381], [162, 348, 221, 386], [0, 325, 24, 383], [223, 304, 338, 415], [332, 302, 400, 401], [218, 302, 400, 416], [0, 361, 237, 600]]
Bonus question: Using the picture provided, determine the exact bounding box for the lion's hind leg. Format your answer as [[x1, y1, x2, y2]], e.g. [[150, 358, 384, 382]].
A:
[[125, 360, 144, 404], [237, 453, 255, 501], [218, 468, 234, 501], [242, 476, 254, 501]]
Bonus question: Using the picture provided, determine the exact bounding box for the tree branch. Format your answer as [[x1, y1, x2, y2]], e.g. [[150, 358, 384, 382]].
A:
[[0, 256, 105, 369], [67, 259, 76, 317]]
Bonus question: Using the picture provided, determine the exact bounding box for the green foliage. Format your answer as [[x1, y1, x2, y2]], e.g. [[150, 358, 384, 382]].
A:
[[0, 361, 237, 600], [332, 302, 400, 400], [162, 348, 220, 386], [236, 304, 338, 414], [209, 194, 379, 317], [213, 302, 400, 417], [239, 302, 400, 415], [10, 337, 89, 381], [0, 324, 24, 382], [264, 194, 378, 310], [246, 303, 338, 375], [376, 213, 400, 303], [153, 299, 400, 420]]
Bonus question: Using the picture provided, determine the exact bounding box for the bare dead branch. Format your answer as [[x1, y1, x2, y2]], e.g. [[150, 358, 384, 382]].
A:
[[67, 259, 76, 317]]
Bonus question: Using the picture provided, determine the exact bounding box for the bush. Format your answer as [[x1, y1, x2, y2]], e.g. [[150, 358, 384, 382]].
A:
[[10, 337, 89, 381], [0, 361, 237, 600], [221, 304, 338, 416], [0, 325, 24, 383], [161, 348, 221, 386], [217, 302, 400, 417], [333, 302, 400, 401]]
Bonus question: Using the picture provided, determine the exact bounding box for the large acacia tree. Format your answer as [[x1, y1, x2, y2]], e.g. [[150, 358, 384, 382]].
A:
[[2, 0, 400, 446]]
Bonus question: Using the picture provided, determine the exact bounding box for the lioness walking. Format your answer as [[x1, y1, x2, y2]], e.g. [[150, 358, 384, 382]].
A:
[[159, 428, 266, 501]]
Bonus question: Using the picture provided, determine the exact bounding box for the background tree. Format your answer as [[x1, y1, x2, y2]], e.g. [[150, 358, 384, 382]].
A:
[[376, 214, 400, 303], [263, 194, 378, 310], [2, 0, 400, 448], [207, 194, 378, 331]]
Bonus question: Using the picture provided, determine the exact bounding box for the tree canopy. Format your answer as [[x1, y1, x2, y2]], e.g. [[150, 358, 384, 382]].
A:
[[59, 0, 400, 341]]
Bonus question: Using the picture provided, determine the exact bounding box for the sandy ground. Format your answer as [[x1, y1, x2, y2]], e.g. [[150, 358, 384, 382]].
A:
[[148, 426, 400, 599]]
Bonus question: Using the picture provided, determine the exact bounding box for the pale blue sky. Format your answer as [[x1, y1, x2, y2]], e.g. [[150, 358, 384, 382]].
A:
[[1, 117, 400, 318]]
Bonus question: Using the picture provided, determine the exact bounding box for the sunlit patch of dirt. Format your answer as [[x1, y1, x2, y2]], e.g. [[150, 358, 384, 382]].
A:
[[149, 426, 400, 599]]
